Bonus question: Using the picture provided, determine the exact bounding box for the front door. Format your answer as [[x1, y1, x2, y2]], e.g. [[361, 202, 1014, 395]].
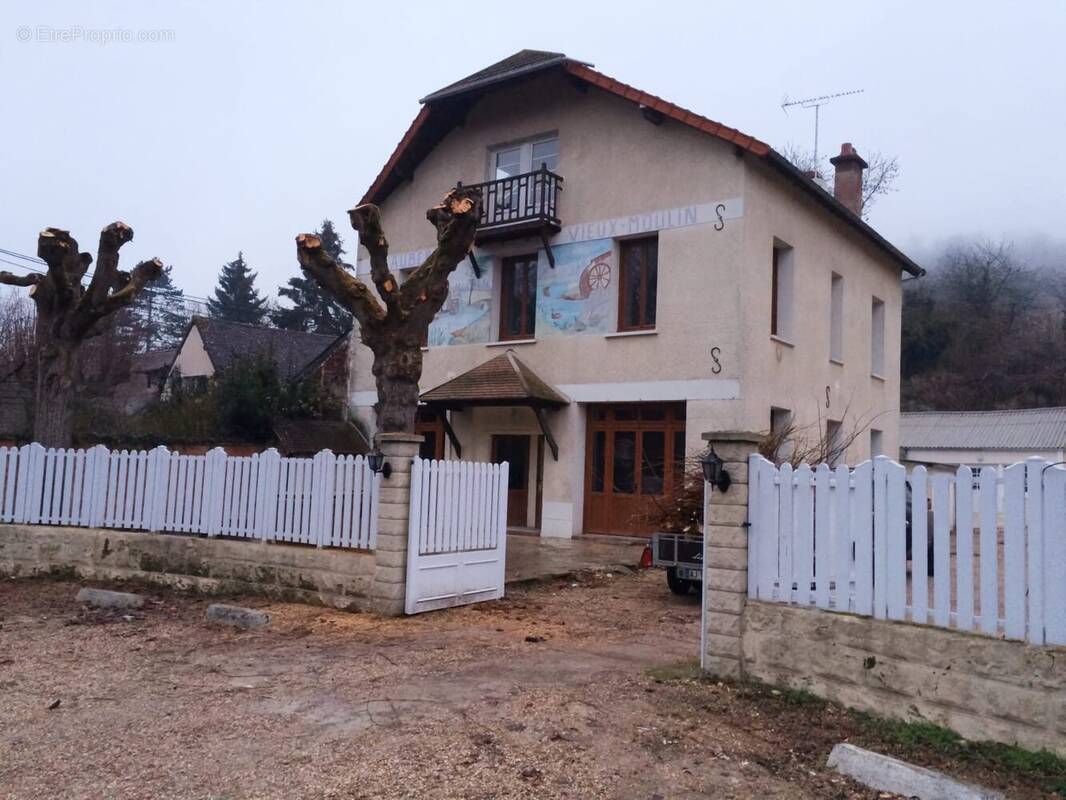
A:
[[492, 434, 530, 527], [583, 403, 686, 536]]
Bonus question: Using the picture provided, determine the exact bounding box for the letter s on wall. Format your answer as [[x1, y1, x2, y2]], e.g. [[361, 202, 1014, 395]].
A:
[[714, 203, 726, 231], [711, 346, 723, 374]]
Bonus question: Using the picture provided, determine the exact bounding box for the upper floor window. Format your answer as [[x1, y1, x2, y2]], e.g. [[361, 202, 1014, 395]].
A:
[[830, 272, 844, 362], [499, 254, 538, 340], [491, 136, 559, 179], [619, 236, 658, 331], [871, 296, 886, 376], [771, 241, 795, 340]]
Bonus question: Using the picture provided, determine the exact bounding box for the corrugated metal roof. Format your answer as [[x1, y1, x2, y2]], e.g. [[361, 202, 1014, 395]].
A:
[[900, 408, 1066, 451]]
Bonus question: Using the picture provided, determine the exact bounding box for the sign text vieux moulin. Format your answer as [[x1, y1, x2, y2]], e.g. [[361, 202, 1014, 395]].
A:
[[357, 198, 743, 274]]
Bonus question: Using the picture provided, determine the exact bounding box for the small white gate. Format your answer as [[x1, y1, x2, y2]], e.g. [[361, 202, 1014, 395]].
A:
[[405, 458, 509, 614]]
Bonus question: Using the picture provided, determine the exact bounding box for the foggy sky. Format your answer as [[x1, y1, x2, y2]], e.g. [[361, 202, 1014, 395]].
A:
[[1, 0, 1063, 302]]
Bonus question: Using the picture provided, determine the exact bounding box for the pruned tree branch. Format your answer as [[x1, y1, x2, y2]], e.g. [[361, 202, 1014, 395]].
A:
[[83, 221, 134, 310], [400, 188, 481, 309], [296, 233, 386, 327], [100, 258, 164, 314], [0, 271, 41, 288], [348, 204, 400, 314]]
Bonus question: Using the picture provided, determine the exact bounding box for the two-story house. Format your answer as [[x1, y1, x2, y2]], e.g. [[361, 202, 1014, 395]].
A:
[[349, 50, 923, 538]]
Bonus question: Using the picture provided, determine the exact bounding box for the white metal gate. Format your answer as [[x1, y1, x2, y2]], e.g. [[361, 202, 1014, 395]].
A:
[[405, 458, 509, 614]]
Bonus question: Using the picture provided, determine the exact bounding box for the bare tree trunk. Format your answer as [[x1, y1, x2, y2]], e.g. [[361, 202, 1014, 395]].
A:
[[297, 188, 481, 435], [0, 223, 164, 448], [34, 341, 76, 448]]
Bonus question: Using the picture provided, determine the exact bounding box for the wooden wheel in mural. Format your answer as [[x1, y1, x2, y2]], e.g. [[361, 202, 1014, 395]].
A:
[[578, 252, 612, 298]]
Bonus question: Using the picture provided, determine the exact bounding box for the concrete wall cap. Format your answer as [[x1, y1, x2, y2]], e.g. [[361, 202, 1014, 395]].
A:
[[701, 431, 764, 444], [375, 432, 426, 445]]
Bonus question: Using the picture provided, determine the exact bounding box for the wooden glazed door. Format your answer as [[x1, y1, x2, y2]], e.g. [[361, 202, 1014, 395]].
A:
[[583, 403, 686, 536]]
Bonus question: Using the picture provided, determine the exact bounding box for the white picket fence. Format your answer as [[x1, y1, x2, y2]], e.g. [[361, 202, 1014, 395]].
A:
[[0, 443, 379, 549], [405, 458, 509, 614], [747, 454, 1066, 646]]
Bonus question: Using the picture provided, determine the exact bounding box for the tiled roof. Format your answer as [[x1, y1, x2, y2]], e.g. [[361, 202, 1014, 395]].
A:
[[132, 348, 177, 374], [273, 419, 370, 457], [191, 317, 341, 383], [420, 49, 573, 103], [361, 50, 923, 277], [420, 350, 569, 407], [900, 408, 1066, 451]]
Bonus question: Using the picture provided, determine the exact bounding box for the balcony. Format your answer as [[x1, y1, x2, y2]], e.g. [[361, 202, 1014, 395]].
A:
[[461, 166, 563, 247]]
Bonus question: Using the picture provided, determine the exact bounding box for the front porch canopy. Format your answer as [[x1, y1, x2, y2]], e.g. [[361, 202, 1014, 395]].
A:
[[419, 350, 569, 460]]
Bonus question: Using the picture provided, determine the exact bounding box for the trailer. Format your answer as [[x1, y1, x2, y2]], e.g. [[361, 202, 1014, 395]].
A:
[[645, 532, 703, 595]]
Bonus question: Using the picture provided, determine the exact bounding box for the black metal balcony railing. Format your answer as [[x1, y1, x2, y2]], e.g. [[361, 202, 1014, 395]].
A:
[[460, 165, 563, 234]]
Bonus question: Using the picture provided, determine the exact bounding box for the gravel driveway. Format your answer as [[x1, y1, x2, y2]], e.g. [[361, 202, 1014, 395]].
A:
[[0, 569, 955, 799]]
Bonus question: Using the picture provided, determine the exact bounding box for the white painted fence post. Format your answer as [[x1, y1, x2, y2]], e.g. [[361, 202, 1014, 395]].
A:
[[205, 448, 227, 537], [19, 443, 46, 524], [255, 448, 281, 543], [1025, 458, 1046, 644], [86, 445, 109, 528], [145, 446, 170, 532], [311, 449, 336, 548]]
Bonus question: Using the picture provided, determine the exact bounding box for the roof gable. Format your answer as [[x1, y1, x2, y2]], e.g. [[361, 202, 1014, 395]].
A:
[[189, 317, 342, 383], [362, 50, 922, 277]]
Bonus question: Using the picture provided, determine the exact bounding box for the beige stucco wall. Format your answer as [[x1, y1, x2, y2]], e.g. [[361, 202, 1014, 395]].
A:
[[743, 601, 1066, 756], [349, 70, 910, 536], [169, 325, 214, 379], [0, 524, 375, 611], [738, 158, 903, 463]]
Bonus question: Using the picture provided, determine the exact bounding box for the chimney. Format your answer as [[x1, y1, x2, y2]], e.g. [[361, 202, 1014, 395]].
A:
[[829, 142, 868, 215]]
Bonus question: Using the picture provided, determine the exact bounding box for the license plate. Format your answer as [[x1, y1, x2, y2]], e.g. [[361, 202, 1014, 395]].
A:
[[677, 567, 702, 582]]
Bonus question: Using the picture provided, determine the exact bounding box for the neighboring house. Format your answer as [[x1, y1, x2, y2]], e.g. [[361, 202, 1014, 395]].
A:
[[167, 316, 351, 406], [349, 49, 922, 537], [901, 408, 1066, 473], [110, 348, 178, 415]]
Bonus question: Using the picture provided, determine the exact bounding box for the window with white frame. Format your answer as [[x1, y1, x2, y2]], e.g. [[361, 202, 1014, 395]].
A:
[[771, 241, 794, 341], [830, 273, 844, 362], [870, 428, 884, 457], [826, 419, 844, 466], [770, 406, 793, 462], [490, 136, 559, 179], [871, 296, 886, 376]]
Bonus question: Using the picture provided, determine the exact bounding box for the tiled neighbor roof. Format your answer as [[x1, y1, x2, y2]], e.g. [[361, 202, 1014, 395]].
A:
[[900, 408, 1066, 451], [189, 317, 343, 382], [273, 419, 370, 457], [362, 49, 924, 278], [420, 350, 569, 407]]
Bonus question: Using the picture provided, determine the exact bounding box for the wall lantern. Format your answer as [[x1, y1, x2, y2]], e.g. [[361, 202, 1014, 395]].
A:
[[366, 449, 392, 479], [699, 447, 731, 492]]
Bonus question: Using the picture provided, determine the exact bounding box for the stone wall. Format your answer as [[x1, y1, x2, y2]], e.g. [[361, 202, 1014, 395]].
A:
[[0, 524, 376, 611], [743, 601, 1066, 756]]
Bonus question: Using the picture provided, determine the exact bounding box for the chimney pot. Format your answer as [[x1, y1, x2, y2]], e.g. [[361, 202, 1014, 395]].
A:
[[829, 142, 868, 215]]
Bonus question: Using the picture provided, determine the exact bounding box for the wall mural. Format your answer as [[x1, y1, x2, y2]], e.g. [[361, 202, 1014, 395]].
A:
[[427, 256, 493, 346], [536, 238, 614, 337]]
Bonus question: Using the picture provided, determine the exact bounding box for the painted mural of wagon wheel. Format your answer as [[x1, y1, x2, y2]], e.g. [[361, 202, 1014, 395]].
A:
[[578, 251, 612, 298]]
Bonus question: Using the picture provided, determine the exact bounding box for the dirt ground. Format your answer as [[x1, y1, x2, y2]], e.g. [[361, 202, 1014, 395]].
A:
[[0, 570, 1049, 799]]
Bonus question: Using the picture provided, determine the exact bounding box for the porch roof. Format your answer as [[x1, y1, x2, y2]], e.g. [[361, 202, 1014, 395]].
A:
[[420, 350, 569, 410]]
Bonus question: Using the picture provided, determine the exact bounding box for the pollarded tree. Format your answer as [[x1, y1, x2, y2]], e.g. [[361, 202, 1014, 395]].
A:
[[0, 223, 163, 446], [295, 188, 481, 433]]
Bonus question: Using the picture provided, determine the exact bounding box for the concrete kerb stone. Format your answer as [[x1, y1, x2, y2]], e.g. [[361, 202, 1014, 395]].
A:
[[205, 603, 271, 629], [827, 743, 1004, 800], [76, 587, 144, 610]]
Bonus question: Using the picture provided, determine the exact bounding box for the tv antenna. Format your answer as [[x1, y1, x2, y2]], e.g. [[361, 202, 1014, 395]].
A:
[[781, 88, 864, 165]]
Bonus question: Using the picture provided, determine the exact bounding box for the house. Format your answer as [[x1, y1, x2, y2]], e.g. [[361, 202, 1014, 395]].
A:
[[348, 49, 922, 538], [168, 316, 350, 403], [901, 408, 1066, 473]]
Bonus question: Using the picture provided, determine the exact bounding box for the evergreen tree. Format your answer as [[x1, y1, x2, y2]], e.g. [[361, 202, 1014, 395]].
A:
[[207, 251, 267, 325], [273, 220, 353, 334], [127, 265, 189, 351]]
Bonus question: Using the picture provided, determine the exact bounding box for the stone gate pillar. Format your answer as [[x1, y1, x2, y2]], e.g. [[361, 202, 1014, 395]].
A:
[[369, 432, 424, 616], [701, 430, 762, 678]]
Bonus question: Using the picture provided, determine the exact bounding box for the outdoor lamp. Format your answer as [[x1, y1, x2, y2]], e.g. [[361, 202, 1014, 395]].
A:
[[366, 449, 392, 479], [699, 448, 731, 492]]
